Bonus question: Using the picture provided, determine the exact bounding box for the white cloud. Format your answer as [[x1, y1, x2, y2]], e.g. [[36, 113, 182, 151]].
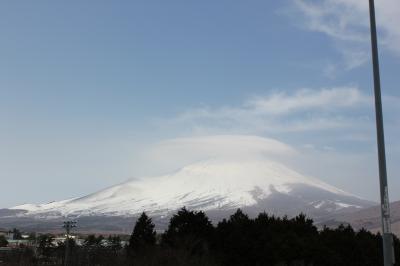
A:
[[135, 134, 385, 201], [135, 87, 400, 201], [170, 87, 372, 134], [142, 135, 297, 171], [292, 0, 400, 69], [293, 0, 369, 42], [247, 87, 368, 114], [142, 87, 400, 200]]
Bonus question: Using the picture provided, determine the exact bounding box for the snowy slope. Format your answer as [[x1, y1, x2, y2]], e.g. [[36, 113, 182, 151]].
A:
[[11, 157, 371, 219]]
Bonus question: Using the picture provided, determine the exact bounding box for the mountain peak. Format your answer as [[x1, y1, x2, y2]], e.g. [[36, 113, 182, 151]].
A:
[[11, 157, 369, 220]]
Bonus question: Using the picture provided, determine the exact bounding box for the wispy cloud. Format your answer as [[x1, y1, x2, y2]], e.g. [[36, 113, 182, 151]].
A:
[[143, 87, 400, 201], [291, 0, 400, 69], [247, 87, 368, 114], [293, 0, 369, 42], [170, 87, 372, 135]]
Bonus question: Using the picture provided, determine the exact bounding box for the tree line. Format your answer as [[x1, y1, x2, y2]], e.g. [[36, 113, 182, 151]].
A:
[[1, 208, 399, 266]]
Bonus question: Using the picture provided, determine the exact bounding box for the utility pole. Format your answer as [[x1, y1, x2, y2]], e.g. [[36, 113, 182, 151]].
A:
[[368, 0, 395, 265], [63, 221, 77, 266]]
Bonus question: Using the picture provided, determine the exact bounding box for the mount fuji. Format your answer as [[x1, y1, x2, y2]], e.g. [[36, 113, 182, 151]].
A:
[[0, 156, 374, 233]]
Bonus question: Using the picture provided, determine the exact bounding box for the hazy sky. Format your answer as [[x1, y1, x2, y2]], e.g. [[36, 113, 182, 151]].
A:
[[1, 0, 399, 207]]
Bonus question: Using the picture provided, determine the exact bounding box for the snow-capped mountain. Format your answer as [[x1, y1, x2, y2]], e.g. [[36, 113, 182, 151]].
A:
[[6, 157, 373, 230]]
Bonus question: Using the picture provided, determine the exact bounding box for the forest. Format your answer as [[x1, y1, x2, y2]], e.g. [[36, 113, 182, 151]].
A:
[[0, 208, 399, 266]]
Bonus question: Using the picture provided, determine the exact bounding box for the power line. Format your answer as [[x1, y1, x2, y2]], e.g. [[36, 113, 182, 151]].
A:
[[63, 220, 77, 266]]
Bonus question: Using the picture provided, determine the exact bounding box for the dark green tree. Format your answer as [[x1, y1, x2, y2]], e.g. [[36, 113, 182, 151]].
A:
[[162, 207, 214, 255], [107, 235, 122, 252], [214, 209, 255, 266], [129, 212, 156, 251], [0, 235, 8, 247], [83, 235, 106, 266], [37, 234, 55, 257], [84, 234, 104, 248], [27, 232, 36, 241]]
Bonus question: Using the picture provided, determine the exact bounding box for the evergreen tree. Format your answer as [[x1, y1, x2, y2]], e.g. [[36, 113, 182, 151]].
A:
[[83, 235, 106, 266], [84, 234, 104, 248], [129, 212, 156, 251], [37, 234, 55, 257], [214, 209, 255, 266], [228, 209, 250, 225], [0, 235, 8, 247], [162, 207, 214, 256], [107, 235, 122, 252], [0, 209, 398, 266], [27, 232, 36, 241]]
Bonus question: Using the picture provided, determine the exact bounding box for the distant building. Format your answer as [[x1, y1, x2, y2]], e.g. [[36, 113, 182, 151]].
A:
[[6, 239, 34, 248], [2, 231, 15, 241]]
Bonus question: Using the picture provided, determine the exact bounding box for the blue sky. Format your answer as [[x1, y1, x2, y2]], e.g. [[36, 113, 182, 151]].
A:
[[1, 0, 399, 207]]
